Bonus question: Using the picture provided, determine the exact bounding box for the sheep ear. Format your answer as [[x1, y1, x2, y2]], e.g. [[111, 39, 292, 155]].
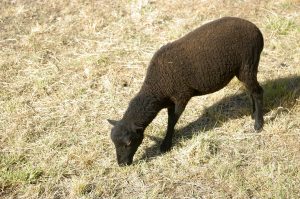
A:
[[107, 119, 118, 126]]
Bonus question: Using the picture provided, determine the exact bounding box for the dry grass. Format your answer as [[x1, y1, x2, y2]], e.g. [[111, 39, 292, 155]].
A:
[[1, 0, 300, 198]]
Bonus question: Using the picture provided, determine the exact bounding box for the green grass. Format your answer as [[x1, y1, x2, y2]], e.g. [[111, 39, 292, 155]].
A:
[[266, 15, 297, 35], [1, 0, 300, 198], [0, 154, 43, 189]]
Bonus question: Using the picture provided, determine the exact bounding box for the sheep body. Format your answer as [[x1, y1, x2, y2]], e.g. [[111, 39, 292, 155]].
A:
[[142, 17, 263, 99], [109, 17, 264, 166]]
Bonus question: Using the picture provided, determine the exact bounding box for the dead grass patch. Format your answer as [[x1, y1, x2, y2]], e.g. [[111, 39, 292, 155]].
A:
[[1, 0, 299, 198]]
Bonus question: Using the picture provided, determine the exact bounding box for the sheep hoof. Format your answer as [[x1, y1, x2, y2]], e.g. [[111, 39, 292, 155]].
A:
[[160, 142, 172, 153], [254, 121, 264, 131]]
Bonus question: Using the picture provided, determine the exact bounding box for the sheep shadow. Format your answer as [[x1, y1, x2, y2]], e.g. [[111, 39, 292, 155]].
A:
[[140, 75, 300, 162]]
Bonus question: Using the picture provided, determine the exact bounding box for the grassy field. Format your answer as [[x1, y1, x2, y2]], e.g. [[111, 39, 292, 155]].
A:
[[1, 0, 300, 198]]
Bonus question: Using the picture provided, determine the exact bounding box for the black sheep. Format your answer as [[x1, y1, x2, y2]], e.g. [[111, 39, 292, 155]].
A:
[[108, 17, 264, 166]]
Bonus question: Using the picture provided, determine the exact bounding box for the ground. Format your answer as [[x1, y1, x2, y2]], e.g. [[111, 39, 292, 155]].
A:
[[0, 0, 300, 198]]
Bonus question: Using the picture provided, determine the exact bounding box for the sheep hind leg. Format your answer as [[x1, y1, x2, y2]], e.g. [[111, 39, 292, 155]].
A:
[[160, 103, 186, 153], [251, 83, 264, 131], [242, 78, 264, 131]]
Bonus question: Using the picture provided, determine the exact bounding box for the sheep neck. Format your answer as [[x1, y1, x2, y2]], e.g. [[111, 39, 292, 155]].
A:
[[122, 92, 163, 129]]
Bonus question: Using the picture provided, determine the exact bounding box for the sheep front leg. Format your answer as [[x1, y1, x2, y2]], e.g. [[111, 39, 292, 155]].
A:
[[160, 103, 186, 153], [250, 94, 255, 119]]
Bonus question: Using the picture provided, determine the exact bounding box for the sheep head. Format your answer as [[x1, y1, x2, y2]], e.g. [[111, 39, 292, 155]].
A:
[[108, 119, 144, 166]]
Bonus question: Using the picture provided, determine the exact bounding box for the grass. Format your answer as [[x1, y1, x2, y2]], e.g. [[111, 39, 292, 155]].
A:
[[1, 0, 300, 198]]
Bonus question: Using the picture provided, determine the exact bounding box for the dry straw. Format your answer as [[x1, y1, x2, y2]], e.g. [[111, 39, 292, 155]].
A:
[[0, 0, 299, 198]]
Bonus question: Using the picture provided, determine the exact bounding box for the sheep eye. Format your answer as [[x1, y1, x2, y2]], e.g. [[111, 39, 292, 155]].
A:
[[124, 140, 131, 148]]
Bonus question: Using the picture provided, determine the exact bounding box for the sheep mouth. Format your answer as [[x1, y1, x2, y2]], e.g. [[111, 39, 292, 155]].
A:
[[117, 158, 133, 166], [117, 153, 134, 166]]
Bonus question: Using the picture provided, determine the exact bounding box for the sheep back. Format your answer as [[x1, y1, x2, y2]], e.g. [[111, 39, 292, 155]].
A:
[[141, 17, 264, 104]]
